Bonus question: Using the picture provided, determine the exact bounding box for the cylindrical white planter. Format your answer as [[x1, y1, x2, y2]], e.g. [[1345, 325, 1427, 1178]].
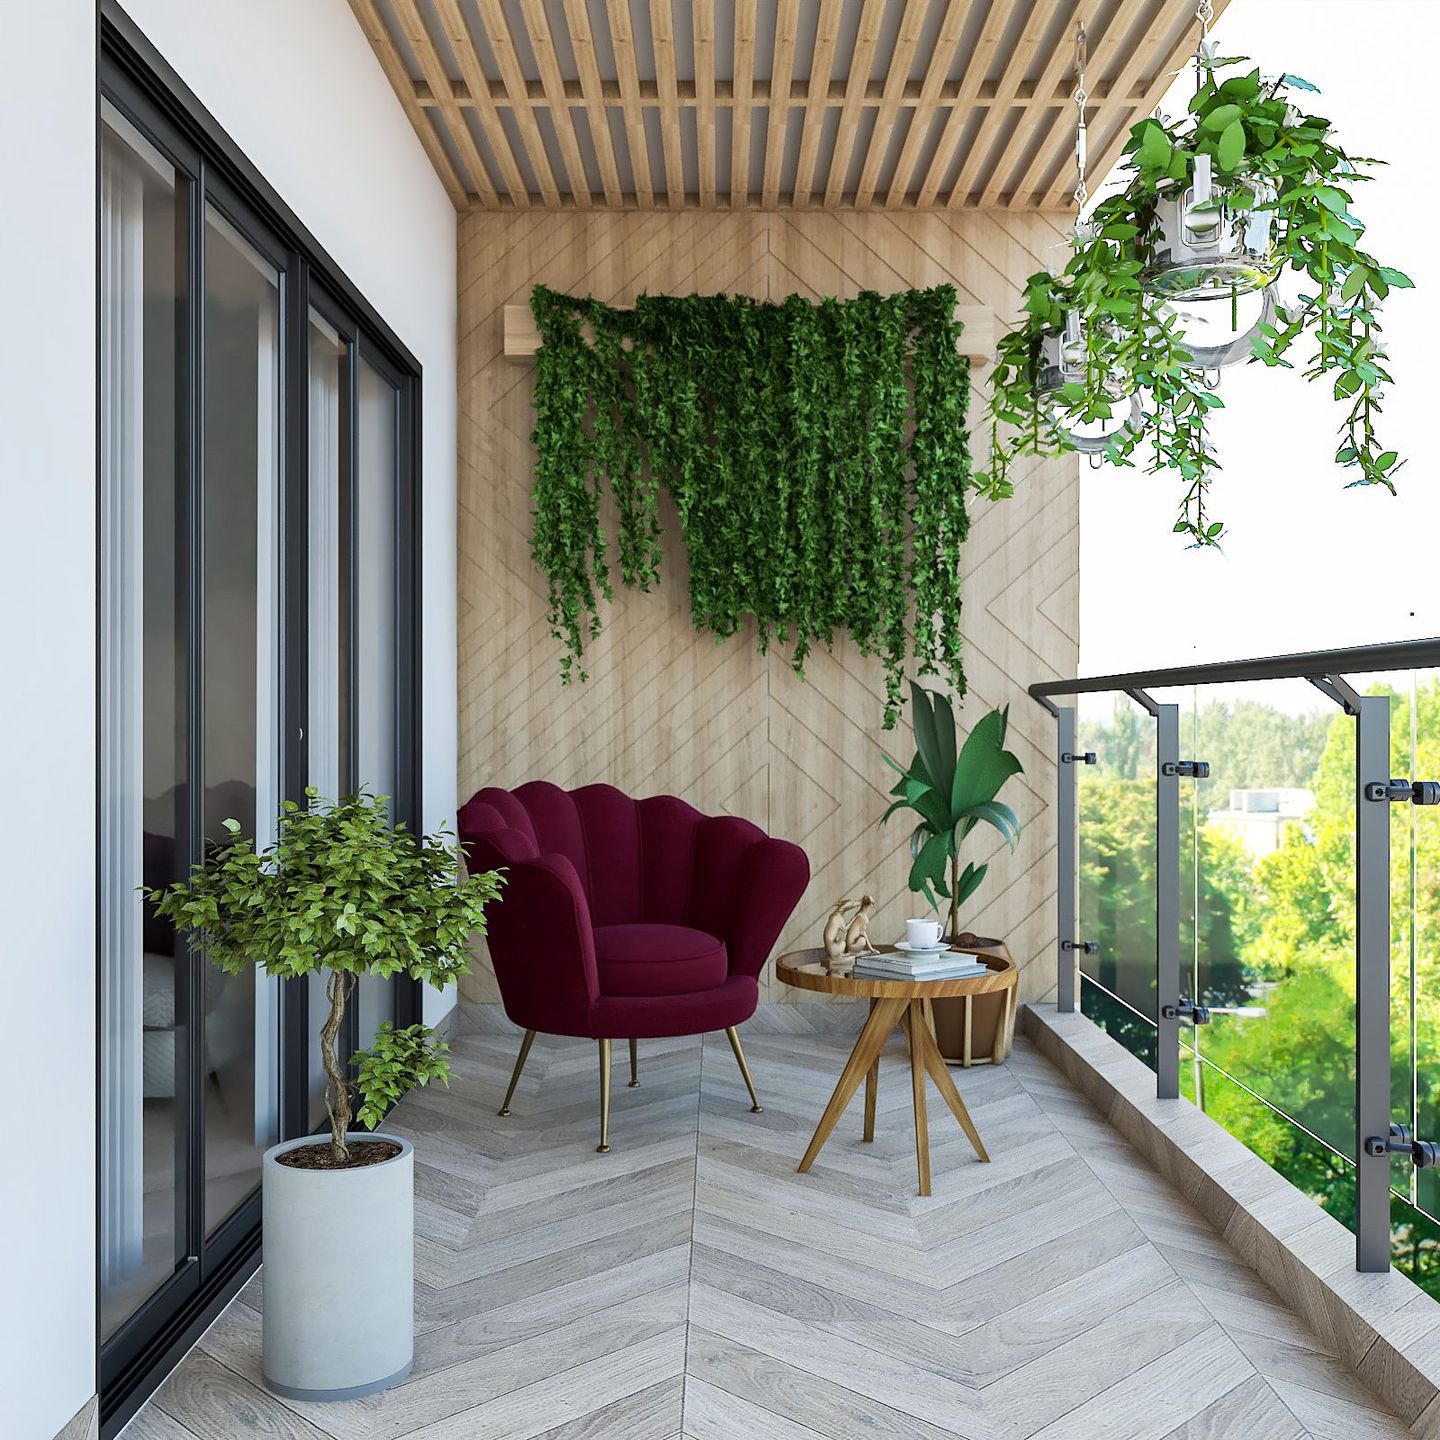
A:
[[261, 1133, 414, 1401]]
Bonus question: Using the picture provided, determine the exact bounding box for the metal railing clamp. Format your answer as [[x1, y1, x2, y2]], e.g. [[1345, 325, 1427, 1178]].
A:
[[1161, 760, 1209, 778], [1061, 751, 1097, 765], [1365, 778, 1440, 806], [1161, 997, 1211, 1024], [1061, 940, 1098, 954], [1364, 1123, 1440, 1169]]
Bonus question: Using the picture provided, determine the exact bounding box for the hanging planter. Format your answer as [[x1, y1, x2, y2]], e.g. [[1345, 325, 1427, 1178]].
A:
[[977, 16, 1414, 546]]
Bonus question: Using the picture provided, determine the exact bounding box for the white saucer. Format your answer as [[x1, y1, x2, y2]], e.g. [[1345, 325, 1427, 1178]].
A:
[[894, 940, 952, 955]]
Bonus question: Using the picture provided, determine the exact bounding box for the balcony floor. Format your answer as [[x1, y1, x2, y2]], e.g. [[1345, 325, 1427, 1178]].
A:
[[124, 1015, 1408, 1440]]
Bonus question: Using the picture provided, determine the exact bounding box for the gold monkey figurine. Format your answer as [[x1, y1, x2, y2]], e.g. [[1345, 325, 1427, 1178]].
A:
[[844, 895, 879, 956], [822, 898, 859, 964]]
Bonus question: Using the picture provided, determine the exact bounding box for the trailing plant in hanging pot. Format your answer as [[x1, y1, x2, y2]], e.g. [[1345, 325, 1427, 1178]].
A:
[[979, 46, 1413, 545], [150, 791, 503, 1402]]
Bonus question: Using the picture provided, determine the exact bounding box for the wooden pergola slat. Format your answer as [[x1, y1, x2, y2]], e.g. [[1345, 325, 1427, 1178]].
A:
[[761, 0, 801, 209], [914, 0, 1011, 208], [605, 0, 654, 207], [352, 0, 1229, 210], [883, 0, 968, 209], [823, 0, 886, 208], [853, 0, 928, 209], [949, 0, 1065, 207], [730, 3, 757, 209], [361, 0, 475, 206], [694, 0, 717, 207], [474, 0, 564, 207], [790, 0, 844, 210], [649, 0, 687, 210], [1003, 0, 1153, 210], [432, 0, 531, 207], [517, 0, 593, 207], [563, 0, 624, 206]]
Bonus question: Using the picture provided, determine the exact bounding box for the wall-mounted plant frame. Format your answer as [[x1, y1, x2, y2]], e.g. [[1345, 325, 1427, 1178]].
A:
[[528, 283, 979, 726]]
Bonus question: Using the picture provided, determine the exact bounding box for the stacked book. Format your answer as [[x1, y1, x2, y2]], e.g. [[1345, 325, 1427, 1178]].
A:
[[852, 949, 990, 981]]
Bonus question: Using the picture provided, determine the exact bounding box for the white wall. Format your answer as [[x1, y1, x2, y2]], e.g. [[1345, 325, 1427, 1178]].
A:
[[0, 5, 99, 1435], [121, 0, 461, 1023], [1081, 0, 1439, 674]]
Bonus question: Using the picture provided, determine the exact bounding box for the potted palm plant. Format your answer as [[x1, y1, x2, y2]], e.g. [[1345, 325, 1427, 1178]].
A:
[[150, 790, 502, 1401], [882, 682, 1023, 1062]]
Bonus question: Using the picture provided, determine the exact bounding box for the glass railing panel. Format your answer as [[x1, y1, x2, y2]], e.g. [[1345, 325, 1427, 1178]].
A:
[[1384, 668, 1440, 1230], [1184, 677, 1357, 1167], [1077, 690, 1158, 1068]]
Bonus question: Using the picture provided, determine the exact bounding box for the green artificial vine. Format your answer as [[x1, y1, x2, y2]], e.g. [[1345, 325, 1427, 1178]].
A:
[[528, 284, 976, 726], [977, 52, 1413, 545]]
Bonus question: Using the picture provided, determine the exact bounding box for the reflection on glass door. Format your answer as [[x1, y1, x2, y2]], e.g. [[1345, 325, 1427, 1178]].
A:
[[201, 205, 282, 1233], [355, 355, 399, 1048], [99, 101, 185, 1342], [306, 309, 347, 1127]]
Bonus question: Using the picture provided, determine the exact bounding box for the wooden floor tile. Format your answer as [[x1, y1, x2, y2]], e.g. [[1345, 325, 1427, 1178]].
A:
[[125, 1022, 1409, 1440]]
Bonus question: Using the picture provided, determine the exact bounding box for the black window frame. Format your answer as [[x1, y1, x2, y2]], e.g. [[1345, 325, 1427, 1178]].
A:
[[97, 5, 424, 1432]]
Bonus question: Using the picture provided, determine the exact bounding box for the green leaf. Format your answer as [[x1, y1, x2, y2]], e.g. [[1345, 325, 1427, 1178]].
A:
[[1217, 119, 1246, 171], [908, 830, 953, 897], [1200, 104, 1243, 133], [953, 861, 988, 908], [961, 799, 1021, 850], [1138, 121, 1170, 171]]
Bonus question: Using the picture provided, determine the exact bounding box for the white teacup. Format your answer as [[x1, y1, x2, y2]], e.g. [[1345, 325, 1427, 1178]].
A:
[[905, 917, 945, 948]]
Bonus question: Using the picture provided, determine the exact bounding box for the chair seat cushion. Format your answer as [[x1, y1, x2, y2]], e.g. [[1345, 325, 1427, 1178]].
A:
[[593, 923, 727, 997]]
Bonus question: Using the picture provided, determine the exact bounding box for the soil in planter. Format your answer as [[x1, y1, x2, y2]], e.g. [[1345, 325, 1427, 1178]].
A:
[[275, 1140, 402, 1171]]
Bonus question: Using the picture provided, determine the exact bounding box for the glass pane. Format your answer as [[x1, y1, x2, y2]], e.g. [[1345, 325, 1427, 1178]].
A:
[[1077, 691, 1157, 1068], [354, 357, 399, 1049], [1188, 679, 1355, 1175], [1396, 670, 1440, 1233], [306, 310, 347, 1129], [99, 105, 186, 1340], [202, 204, 281, 1230]]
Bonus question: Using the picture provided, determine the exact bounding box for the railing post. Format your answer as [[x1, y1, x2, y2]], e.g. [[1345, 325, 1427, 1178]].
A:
[[1155, 703, 1181, 1100], [1057, 706, 1078, 1013], [1355, 691, 1392, 1272]]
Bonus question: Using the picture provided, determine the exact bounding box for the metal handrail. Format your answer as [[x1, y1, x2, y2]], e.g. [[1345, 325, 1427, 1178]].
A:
[[1029, 636, 1440, 704], [1038, 639, 1440, 1277]]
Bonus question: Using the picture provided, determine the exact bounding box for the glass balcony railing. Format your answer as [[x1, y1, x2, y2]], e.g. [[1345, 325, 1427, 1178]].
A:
[[1036, 642, 1440, 1288]]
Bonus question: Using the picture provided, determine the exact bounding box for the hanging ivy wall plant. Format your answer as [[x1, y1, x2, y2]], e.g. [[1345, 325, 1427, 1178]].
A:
[[976, 51, 1413, 545], [529, 283, 973, 726]]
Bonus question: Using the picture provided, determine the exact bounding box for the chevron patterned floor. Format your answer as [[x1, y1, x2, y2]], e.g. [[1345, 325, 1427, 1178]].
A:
[[126, 1008, 1408, 1440]]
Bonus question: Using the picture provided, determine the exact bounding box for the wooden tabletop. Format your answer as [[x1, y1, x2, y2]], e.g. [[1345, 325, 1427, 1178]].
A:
[[775, 942, 1017, 1000]]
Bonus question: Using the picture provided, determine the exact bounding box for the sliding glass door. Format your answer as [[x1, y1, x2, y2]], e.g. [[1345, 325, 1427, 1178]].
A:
[[98, 27, 422, 1428]]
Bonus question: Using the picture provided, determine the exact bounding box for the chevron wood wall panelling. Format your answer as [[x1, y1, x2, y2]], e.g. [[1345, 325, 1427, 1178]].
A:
[[457, 208, 1079, 1009], [350, 0, 1230, 210]]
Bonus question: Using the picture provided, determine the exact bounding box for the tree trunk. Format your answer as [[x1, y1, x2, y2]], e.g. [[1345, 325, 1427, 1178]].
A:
[[320, 969, 356, 1163]]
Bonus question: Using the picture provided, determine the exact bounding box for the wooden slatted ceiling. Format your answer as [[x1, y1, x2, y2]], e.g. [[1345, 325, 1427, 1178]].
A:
[[350, 0, 1228, 210]]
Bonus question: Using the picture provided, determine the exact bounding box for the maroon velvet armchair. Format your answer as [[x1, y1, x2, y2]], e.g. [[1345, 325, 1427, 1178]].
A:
[[458, 781, 810, 1151]]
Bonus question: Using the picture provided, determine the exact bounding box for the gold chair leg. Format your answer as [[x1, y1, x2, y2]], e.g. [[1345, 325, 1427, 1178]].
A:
[[628, 1037, 639, 1087], [597, 1038, 612, 1153], [498, 1028, 536, 1116], [725, 1026, 764, 1113]]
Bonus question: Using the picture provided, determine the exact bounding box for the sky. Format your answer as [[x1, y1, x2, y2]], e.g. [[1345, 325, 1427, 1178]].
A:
[[1078, 0, 1440, 678]]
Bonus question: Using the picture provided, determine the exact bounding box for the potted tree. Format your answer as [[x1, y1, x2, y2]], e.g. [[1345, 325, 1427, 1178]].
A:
[[150, 790, 502, 1401], [882, 682, 1024, 1063]]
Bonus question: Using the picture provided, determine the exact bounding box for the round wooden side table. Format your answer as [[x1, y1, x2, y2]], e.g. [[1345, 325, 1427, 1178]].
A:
[[774, 945, 1019, 1196]]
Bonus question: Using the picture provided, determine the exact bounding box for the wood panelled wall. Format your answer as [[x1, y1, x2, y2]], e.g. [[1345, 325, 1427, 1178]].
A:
[[457, 209, 1078, 1007]]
